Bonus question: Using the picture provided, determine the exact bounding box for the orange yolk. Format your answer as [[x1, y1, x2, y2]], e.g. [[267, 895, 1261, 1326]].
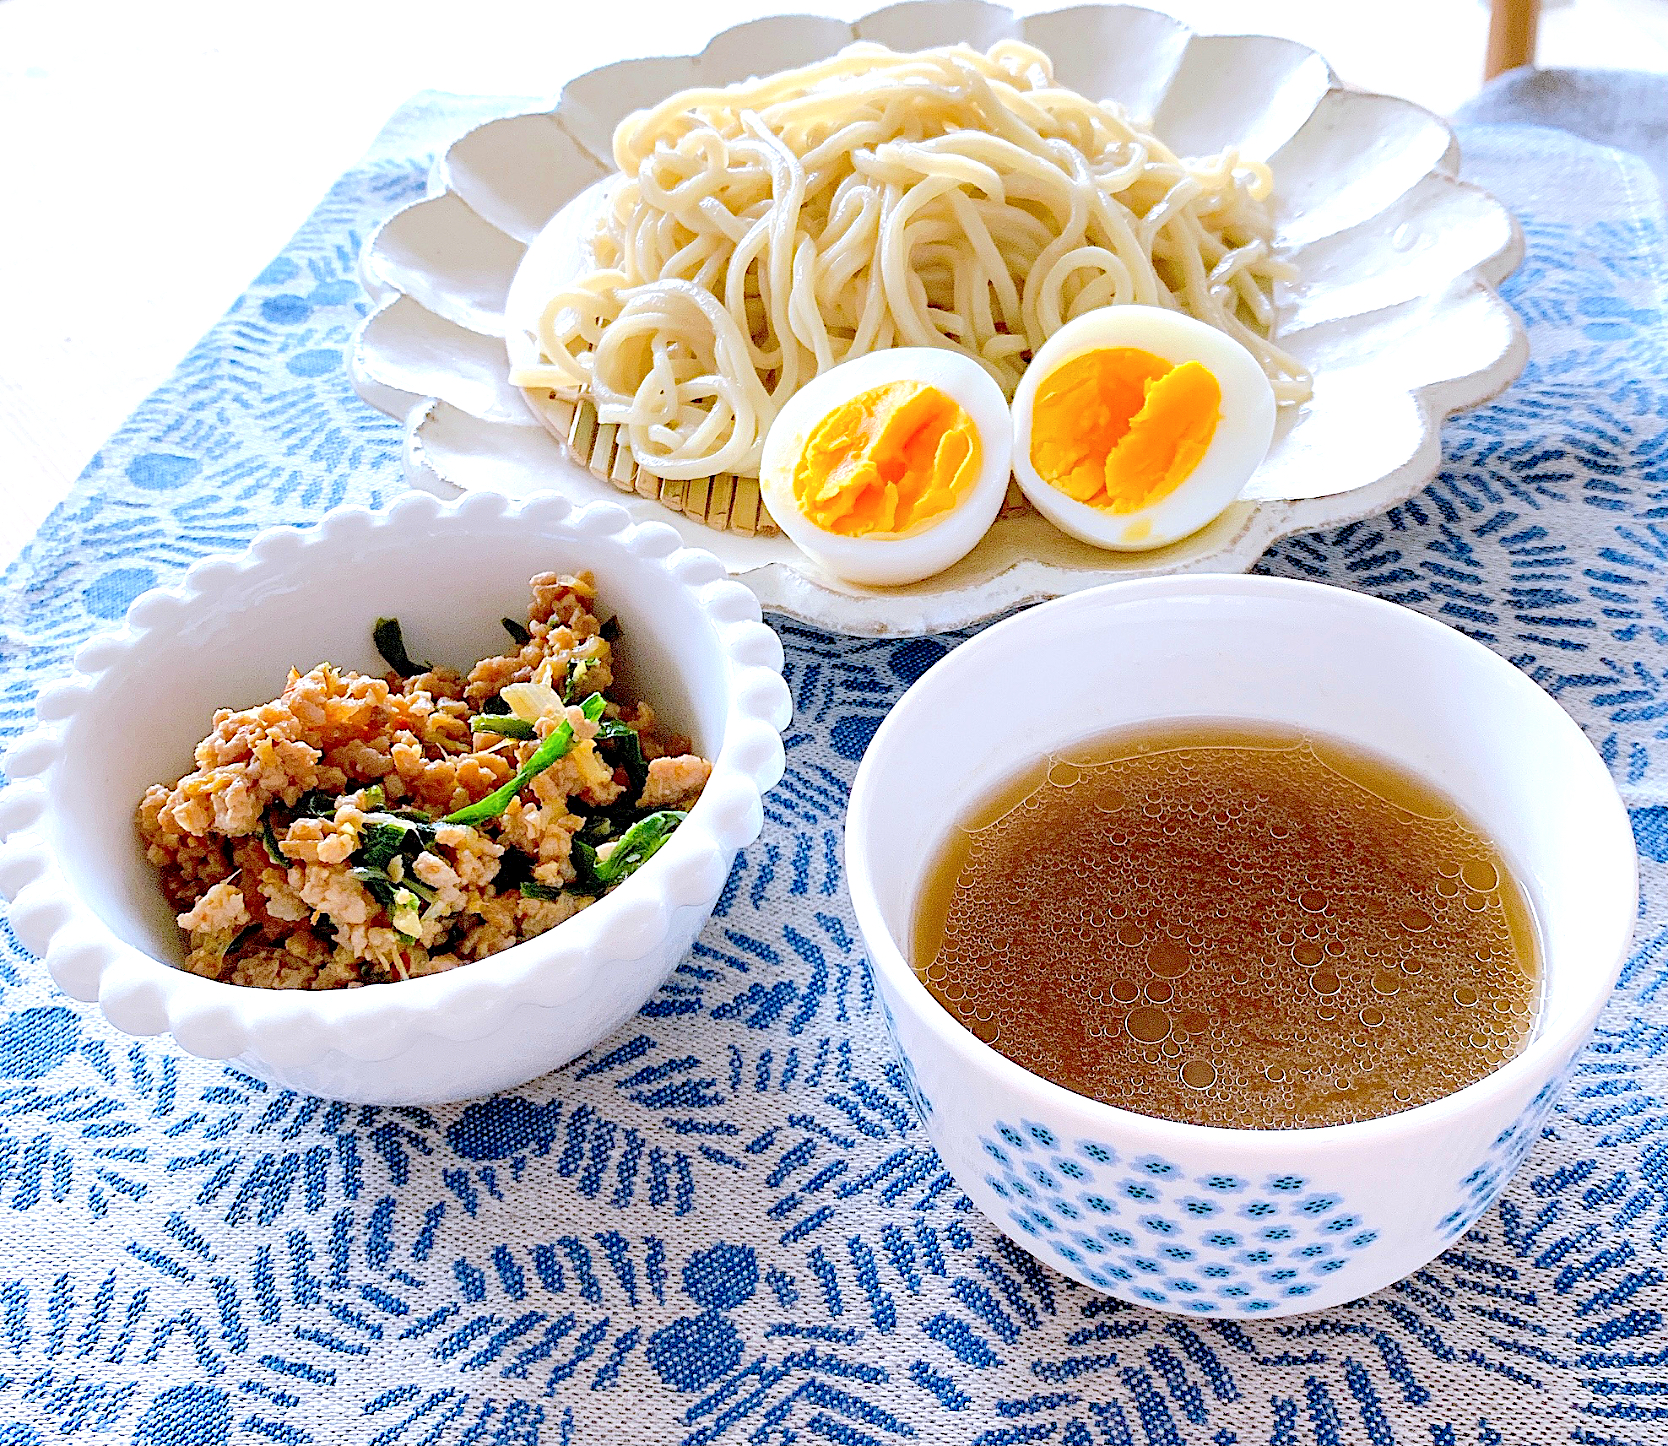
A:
[[1028, 347, 1222, 513], [791, 382, 981, 536]]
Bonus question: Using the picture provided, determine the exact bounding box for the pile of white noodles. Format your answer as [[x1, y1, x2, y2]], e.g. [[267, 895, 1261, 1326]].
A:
[[510, 40, 1311, 482]]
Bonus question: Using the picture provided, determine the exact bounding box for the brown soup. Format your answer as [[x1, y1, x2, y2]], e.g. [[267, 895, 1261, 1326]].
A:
[[912, 721, 1540, 1129]]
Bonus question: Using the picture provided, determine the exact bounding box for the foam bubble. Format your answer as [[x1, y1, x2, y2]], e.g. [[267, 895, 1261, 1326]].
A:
[[1126, 1007, 1170, 1044], [1181, 1059, 1215, 1089], [913, 724, 1538, 1129]]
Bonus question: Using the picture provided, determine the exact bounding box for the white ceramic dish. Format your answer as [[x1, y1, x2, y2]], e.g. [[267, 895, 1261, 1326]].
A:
[[353, 1, 1527, 636], [0, 491, 792, 1105], [846, 576, 1636, 1318]]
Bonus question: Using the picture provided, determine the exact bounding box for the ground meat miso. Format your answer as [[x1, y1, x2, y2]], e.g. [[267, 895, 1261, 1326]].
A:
[[138, 572, 711, 991], [912, 722, 1540, 1129]]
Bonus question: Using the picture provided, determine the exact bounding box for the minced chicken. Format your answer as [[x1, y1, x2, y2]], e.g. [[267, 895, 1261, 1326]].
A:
[[138, 572, 711, 989]]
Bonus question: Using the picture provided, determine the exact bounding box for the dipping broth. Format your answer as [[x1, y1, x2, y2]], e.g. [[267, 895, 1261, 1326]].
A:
[[912, 722, 1541, 1129]]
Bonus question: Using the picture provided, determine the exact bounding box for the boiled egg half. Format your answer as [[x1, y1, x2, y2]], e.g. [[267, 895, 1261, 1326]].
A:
[[759, 348, 1013, 586], [1011, 305, 1276, 551]]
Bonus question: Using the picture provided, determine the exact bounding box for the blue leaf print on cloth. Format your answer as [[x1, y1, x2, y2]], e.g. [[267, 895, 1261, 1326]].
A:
[[0, 107, 1663, 1442]]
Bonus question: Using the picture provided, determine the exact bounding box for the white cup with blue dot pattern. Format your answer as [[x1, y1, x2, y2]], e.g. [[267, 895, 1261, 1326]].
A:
[[847, 576, 1636, 1318]]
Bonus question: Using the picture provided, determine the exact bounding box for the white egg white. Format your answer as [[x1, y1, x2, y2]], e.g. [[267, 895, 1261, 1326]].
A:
[[758, 349, 1014, 587], [1010, 305, 1276, 552]]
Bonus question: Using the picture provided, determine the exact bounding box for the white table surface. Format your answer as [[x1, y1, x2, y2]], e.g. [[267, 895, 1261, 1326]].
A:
[[4, 0, 1666, 574]]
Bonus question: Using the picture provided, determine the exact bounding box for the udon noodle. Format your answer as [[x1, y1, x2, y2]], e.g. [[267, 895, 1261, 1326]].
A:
[[511, 40, 1311, 482]]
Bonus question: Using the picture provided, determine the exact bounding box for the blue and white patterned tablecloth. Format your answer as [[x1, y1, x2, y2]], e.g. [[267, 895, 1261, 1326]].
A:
[[2, 99, 1667, 1445]]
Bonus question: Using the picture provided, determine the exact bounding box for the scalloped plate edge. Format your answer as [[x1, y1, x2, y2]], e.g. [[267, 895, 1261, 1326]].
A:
[[351, 3, 1529, 636]]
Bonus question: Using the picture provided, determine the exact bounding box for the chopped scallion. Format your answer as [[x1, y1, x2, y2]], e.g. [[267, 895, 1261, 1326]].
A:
[[442, 693, 607, 827], [390, 888, 422, 939], [470, 714, 536, 739]]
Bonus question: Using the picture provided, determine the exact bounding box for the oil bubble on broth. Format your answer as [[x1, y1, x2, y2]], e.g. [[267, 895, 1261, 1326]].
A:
[[911, 722, 1541, 1130]]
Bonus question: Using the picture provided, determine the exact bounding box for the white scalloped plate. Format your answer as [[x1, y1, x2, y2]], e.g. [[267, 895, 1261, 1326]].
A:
[[352, 0, 1527, 636]]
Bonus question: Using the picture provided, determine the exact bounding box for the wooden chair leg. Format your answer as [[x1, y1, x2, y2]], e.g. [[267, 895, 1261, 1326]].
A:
[[1485, 0, 1541, 79]]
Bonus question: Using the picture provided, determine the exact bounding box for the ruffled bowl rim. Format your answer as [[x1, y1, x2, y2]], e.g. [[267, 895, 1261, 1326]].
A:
[[0, 489, 793, 1068]]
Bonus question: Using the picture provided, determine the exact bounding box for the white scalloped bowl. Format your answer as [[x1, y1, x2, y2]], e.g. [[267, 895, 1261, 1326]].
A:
[[0, 492, 791, 1105]]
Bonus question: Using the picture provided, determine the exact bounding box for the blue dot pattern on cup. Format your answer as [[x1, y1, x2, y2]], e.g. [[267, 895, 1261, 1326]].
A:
[[1437, 1075, 1566, 1241], [974, 1120, 1379, 1314]]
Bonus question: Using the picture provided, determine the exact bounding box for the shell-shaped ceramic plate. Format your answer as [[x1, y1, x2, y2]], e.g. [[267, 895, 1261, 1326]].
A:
[[352, 0, 1526, 636]]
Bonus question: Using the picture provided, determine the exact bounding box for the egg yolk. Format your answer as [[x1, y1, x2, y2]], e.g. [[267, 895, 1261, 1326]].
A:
[[791, 382, 981, 536], [1028, 347, 1222, 513]]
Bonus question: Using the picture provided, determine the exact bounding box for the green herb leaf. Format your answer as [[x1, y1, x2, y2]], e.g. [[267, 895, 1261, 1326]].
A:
[[373, 617, 431, 678], [356, 813, 437, 873], [361, 812, 438, 844], [261, 814, 287, 868], [589, 810, 685, 886], [398, 873, 437, 905], [470, 714, 535, 739], [295, 790, 338, 818], [490, 848, 534, 889], [350, 866, 400, 909], [358, 826, 393, 871], [569, 789, 661, 851], [518, 880, 564, 901], [442, 693, 607, 827], [501, 616, 532, 647], [595, 719, 649, 798], [218, 922, 261, 967], [352, 863, 436, 928], [576, 812, 621, 846], [358, 826, 405, 873]]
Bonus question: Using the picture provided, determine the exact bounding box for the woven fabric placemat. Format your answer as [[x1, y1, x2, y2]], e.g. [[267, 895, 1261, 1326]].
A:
[[0, 100, 1665, 1443]]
